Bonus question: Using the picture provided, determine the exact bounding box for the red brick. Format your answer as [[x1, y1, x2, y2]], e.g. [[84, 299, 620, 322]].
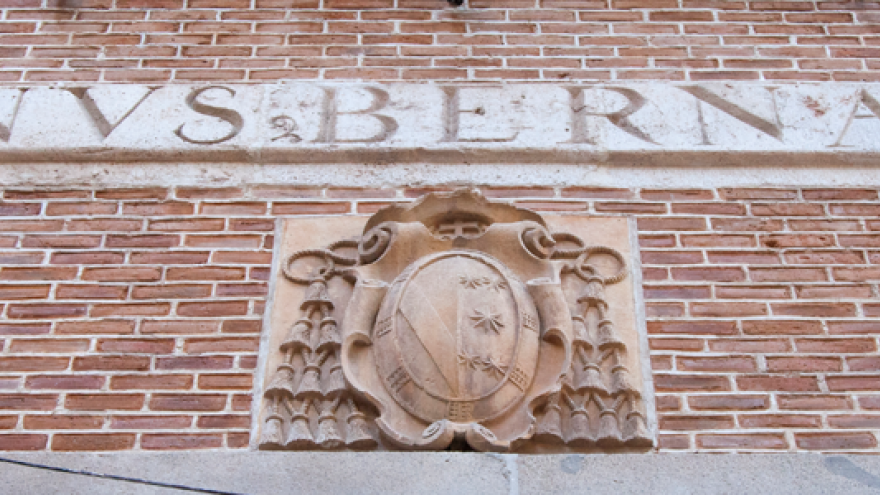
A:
[[110, 415, 192, 429], [691, 302, 768, 317], [796, 432, 877, 450], [796, 338, 876, 353], [24, 415, 104, 430], [52, 433, 135, 451], [149, 218, 225, 232], [761, 234, 835, 248], [72, 356, 150, 372], [97, 338, 175, 354], [271, 202, 350, 215], [176, 187, 243, 199], [56, 321, 135, 335], [91, 303, 171, 317], [658, 434, 689, 450], [716, 286, 791, 299], [142, 433, 224, 450], [96, 188, 168, 200], [130, 251, 210, 264], [697, 433, 787, 449], [751, 267, 828, 282], [0, 434, 48, 451], [778, 394, 853, 411], [648, 321, 738, 335], [738, 375, 819, 392], [827, 375, 880, 391], [660, 415, 735, 431], [197, 373, 253, 390], [184, 337, 259, 354], [197, 414, 250, 428], [106, 234, 180, 248], [9, 338, 90, 353], [45, 202, 117, 216], [82, 267, 161, 282], [123, 202, 193, 216], [678, 356, 757, 372], [150, 394, 226, 411], [681, 234, 755, 247], [50, 252, 125, 265], [671, 267, 746, 282], [156, 356, 234, 370], [0, 323, 50, 336], [26, 375, 104, 390], [177, 301, 249, 317], [0, 357, 69, 372], [744, 414, 823, 428], [828, 415, 880, 429], [689, 394, 769, 411], [771, 302, 857, 317], [0, 284, 50, 299], [65, 393, 145, 411], [709, 338, 791, 353], [132, 284, 212, 299], [141, 320, 218, 335], [766, 356, 842, 372], [110, 374, 194, 390], [654, 374, 730, 392], [742, 320, 822, 335], [22, 235, 101, 248], [222, 320, 261, 334]]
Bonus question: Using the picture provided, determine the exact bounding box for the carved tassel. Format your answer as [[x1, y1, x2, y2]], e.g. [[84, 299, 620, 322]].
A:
[[610, 364, 636, 395], [260, 414, 285, 448], [345, 403, 377, 450], [596, 409, 623, 447], [567, 408, 592, 446], [285, 415, 315, 449], [576, 277, 606, 306], [282, 318, 313, 351], [302, 278, 334, 311], [296, 363, 323, 399], [265, 364, 297, 399], [571, 315, 590, 347], [534, 394, 564, 444], [316, 316, 341, 353], [285, 401, 315, 449], [595, 319, 625, 350], [562, 393, 592, 446], [623, 410, 652, 447], [323, 363, 346, 397], [316, 402, 344, 449], [576, 363, 608, 395]]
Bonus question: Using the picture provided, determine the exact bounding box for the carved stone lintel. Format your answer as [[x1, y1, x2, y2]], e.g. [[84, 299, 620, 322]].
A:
[[259, 189, 651, 452]]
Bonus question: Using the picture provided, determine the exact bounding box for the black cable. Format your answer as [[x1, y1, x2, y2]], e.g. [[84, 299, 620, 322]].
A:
[[0, 456, 246, 495]]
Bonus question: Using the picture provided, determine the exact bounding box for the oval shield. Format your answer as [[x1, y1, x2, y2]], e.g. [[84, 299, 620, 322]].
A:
[[374, 250, 540, 424]]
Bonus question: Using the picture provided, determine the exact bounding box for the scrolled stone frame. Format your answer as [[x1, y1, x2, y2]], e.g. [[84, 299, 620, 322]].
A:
[[256, 189, 653, 452]]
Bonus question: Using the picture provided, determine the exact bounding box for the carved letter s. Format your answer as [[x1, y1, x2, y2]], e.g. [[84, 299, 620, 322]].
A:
[[174, 86, 244, 145]]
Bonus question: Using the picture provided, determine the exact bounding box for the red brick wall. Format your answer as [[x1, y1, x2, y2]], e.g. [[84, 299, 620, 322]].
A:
[[0, 185, 878, 452], [2, 1, 880, 83]]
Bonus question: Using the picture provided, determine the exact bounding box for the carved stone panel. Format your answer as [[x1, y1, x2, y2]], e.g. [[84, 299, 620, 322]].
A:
[[256, 190, 654, 452]]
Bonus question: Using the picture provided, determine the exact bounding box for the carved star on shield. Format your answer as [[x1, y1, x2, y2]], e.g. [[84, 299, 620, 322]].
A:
[[470, 307, 504, 334]]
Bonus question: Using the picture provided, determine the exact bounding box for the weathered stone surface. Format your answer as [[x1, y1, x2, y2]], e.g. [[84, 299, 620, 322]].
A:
[[3, 453, 880, 494], [257, 190, 651, 452], [1, 83, 880, 165]]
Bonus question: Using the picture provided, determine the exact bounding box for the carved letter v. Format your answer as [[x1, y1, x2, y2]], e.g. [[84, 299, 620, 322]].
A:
[[66, 87, 158, 140]]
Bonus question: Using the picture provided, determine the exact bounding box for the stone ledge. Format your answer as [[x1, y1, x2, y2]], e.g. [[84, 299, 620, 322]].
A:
[[1, 83, 880, 167], [2, 453, 880, 494]]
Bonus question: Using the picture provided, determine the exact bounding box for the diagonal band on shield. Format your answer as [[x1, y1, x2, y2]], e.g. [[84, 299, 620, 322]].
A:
[[399, 284, 459, 395]]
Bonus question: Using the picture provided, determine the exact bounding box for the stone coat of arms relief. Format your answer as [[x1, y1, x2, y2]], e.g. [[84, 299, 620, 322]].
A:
[[257, 190, 653, 452]]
